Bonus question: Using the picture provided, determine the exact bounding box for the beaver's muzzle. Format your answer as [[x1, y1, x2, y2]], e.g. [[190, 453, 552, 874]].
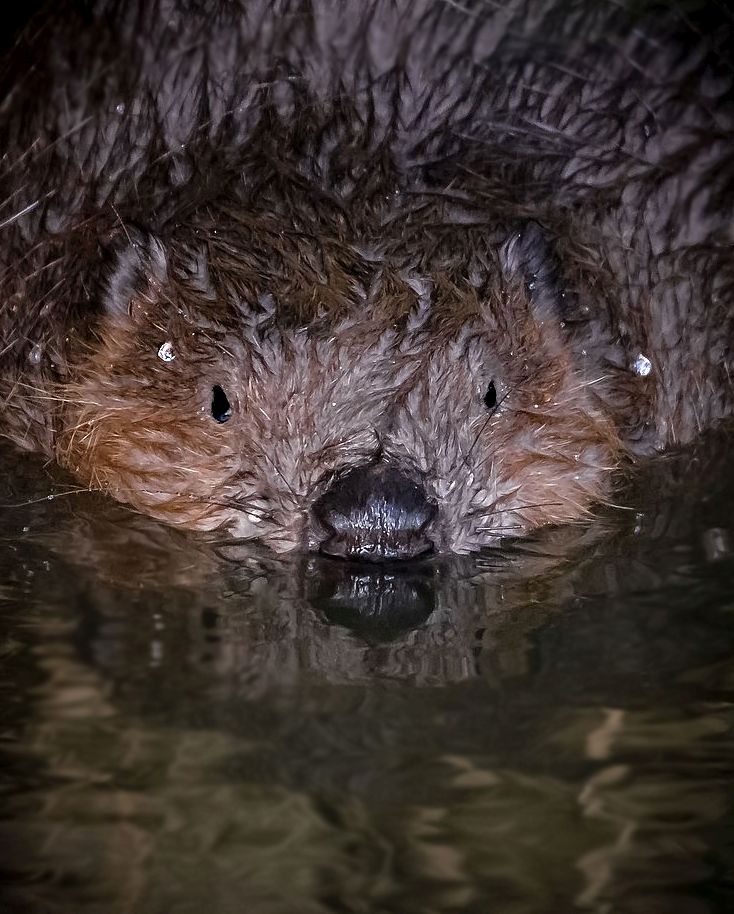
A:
[[312, 464, 437, 561]]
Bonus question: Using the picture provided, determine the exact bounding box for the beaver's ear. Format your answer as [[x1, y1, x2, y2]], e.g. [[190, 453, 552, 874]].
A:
[[500, 221, 568, 322], [103, 228, 169, 322]]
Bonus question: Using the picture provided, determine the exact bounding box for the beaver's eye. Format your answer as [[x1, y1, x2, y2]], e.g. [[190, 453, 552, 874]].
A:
[[483, 381, 497, 410], [211, 385, 232, 423]]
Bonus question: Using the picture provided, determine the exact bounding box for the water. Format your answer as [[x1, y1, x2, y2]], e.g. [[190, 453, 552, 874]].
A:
[[0, 433, 733, 914]]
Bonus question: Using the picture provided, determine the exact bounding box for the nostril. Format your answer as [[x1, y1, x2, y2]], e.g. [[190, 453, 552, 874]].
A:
[[414, 500, 437, 534], [312, 464, 437, 562], [313, 503, 352, 537]]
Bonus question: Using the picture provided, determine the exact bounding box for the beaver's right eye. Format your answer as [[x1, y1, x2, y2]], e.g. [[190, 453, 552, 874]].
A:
[[483, 381, 497, 410], [211, 385, 232, 423]]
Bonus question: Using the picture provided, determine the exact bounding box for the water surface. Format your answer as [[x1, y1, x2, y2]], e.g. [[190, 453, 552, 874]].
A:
[[1, 433, 733, 914]]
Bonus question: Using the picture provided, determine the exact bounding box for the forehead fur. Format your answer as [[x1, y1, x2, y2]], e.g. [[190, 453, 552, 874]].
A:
[[174, 186, 511, 330]]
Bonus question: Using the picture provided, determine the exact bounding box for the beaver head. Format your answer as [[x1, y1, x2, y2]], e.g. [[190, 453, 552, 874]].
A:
[[57, 219, 619, 558]]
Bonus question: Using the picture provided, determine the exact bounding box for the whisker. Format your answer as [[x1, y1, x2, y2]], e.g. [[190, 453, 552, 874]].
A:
[[200, 498, 273, 521], [0, 197, 45, 231], [475, 524, 525, 533], [466, 500, 566, 518], [256, 449, 299, 500], [0, 486, 92, 508], [65, 480, 277, 524]]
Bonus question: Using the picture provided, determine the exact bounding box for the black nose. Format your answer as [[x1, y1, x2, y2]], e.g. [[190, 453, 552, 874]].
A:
[[312, 464, 437, 561]]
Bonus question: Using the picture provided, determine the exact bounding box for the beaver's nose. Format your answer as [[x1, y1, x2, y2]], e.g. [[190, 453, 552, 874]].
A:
[[312, 464, 437, 561]]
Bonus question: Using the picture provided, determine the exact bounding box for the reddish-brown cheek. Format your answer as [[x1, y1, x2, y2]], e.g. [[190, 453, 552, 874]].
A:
[[57, 386, 240, 530], [478, 384, 621, 526]]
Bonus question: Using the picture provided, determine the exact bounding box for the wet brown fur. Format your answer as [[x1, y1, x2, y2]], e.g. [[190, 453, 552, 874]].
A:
[[1, 0, 732, 553]]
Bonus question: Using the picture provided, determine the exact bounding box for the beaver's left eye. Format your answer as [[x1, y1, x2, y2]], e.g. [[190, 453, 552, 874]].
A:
[[483, 381, 497, 409], [211, 385, 232, 423]]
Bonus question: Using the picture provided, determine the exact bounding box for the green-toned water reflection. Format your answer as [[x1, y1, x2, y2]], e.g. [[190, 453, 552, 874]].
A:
[[1, 432, 733, 914]]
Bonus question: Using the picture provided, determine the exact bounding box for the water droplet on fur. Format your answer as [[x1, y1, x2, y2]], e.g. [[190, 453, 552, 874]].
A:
[[149, 640, 163, 666], [28, 344, 43, 365], [115, 102, 126, 115], [158, 341, 176, 362], [703, 527, 730, 561], [632, 353, 652, 377]]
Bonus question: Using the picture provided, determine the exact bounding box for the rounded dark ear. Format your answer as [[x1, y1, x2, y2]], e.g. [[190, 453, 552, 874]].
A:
[[500, 221, 567, 321], [103, 227, 168, 320]]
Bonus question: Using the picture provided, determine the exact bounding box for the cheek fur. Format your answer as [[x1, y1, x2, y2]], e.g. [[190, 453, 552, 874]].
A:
[[57, 351, 243, 532], [383, 355, 620, 553]]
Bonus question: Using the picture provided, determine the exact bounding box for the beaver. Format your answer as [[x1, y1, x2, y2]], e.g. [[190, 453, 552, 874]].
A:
[[0, 0, 732, 558]]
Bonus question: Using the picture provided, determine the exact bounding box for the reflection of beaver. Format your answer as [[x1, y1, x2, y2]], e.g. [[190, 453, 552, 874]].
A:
[[0, 1, 732, 558]]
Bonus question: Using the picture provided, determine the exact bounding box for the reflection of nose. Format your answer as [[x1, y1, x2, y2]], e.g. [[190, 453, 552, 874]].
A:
[[305, 558, 436, 638], [312, 464, 437, 561]]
